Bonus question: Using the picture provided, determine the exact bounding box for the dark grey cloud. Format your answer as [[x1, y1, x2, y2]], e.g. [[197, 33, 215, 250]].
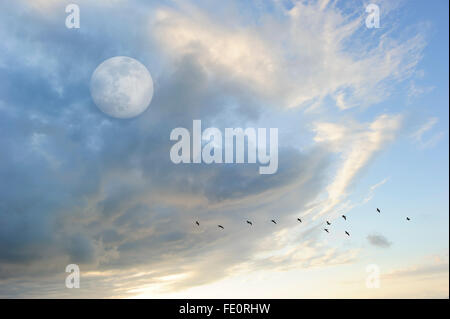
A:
[[367, 234, 392, 248]]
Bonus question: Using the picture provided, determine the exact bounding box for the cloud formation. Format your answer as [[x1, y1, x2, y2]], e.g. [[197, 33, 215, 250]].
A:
[[0, 0, 430, 297], [311, 114, 402, 217], [362, 177, 390, 204], [152, 0, 425, 109], [411, 117, 444, 149]]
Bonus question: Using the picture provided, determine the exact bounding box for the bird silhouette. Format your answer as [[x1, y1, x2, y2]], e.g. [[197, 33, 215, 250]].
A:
[[345, 231, 350, 236], [271, 220, 277, 224], [377, 208, 381, 213], [246, 220, 253, 226], [218, 225, 224, 229], [342, 215, 347, 220], [297, 218, 302, 223], [324, 228, 329, 233], [195, 221, 200, 226], [326, 220, 331, 225], [406, 217, 410, 221]]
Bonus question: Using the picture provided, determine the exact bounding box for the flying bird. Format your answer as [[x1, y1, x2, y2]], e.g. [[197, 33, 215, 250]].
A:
[[218, 225, 224, 229], [345, 231, 350, 236], [377, 208, 381, 213], [271, 220, 277, 224], [246, 220, 253, 226], [326, 220, 331, 225], [324, 228, 329, 233], [195, 221, 200, 226], [406, 217, 410, 221], [342, 215, 347, 221]]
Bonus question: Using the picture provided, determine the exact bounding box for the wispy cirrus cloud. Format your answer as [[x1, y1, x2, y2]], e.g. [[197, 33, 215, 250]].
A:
[[410, 117, 444, 149], [152, 0, 425, 109], [363, 177, 390, 204], [310, 114, 402, 218]]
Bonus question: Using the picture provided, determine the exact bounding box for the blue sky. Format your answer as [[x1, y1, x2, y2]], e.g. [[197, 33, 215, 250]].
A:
[[0, 0, 448, 298]]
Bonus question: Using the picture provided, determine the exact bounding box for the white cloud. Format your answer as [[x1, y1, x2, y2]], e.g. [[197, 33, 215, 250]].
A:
[[408, 80, 434, 99], [362, 177, 390, 204], [412, 117, 437, 140], [152, 1, 425, 109], [411, 117, 444, 149], [311, 114, 402, 217]]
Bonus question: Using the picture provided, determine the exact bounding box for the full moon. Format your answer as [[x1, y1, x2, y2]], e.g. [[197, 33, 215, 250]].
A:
[[90, 56, 154, 119]]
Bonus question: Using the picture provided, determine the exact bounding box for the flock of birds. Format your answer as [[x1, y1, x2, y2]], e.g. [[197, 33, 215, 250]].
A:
[[195, 208, 412, 235]]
